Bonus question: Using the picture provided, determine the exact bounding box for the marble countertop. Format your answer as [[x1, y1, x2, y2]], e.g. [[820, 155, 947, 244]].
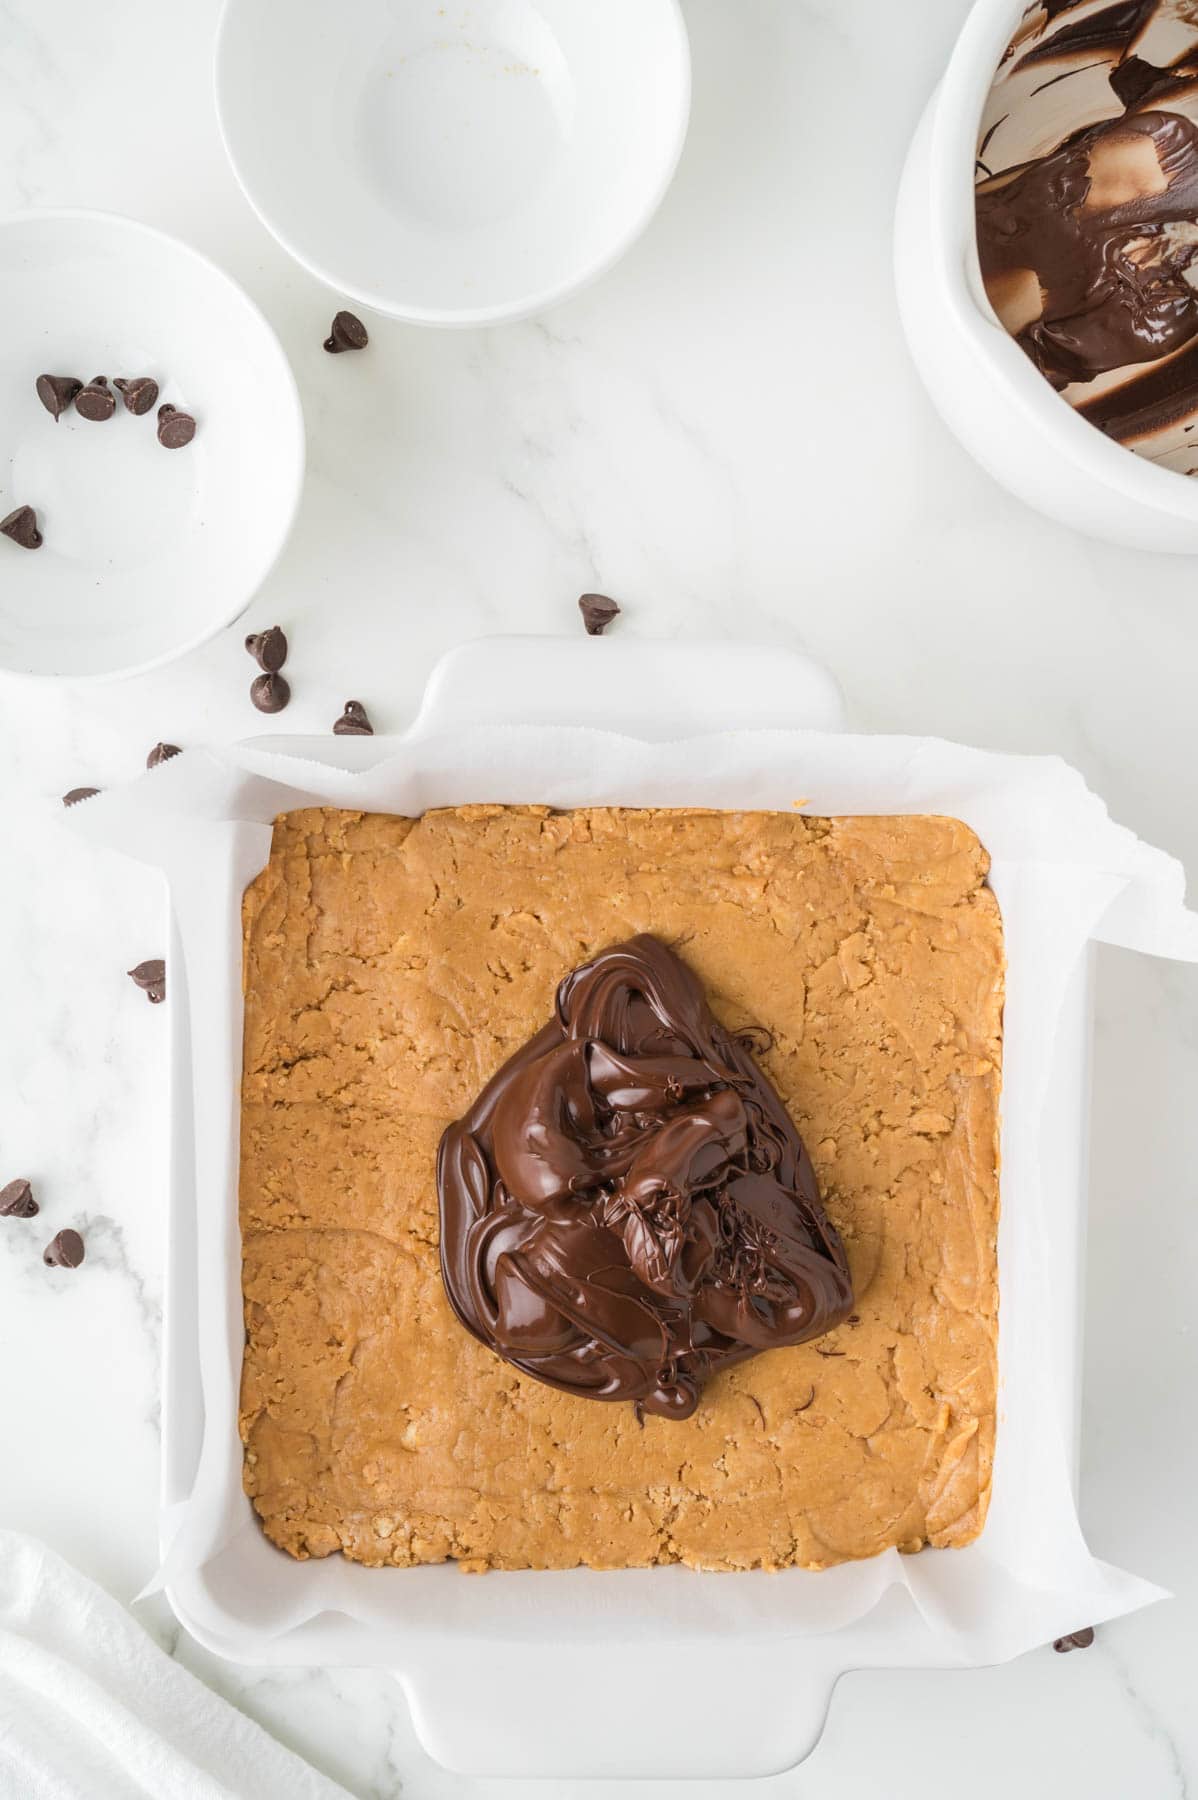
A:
[[1, 0, 1195, 1794]]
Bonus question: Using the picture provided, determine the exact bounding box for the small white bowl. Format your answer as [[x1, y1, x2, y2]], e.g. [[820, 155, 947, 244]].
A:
[[894, 0, 1198, 553], [0, 210, 304, 680], [215, 0, 691, 328]]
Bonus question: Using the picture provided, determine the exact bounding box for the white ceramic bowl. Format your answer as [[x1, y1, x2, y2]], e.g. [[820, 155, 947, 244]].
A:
[[0, 210, 304, 681], [215, 0, 690, 327], [894, 0, 1198, 552]]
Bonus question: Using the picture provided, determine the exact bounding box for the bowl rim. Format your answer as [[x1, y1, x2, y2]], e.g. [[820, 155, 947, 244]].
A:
[[931, 0, 1198, 525], [212, 0, 692, 328], [0, 205, 306, 685]]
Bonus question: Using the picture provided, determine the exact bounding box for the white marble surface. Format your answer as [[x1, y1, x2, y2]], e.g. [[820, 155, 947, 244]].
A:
[[0, 1, 1195, 1795]]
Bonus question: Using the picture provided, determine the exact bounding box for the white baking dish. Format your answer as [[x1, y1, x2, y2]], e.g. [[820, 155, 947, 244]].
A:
[[894, 0, 1198, 552], [70, 636, 1190, 1779]]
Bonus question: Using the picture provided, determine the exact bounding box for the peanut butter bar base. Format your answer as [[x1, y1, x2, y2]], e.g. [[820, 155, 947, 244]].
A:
[[239, 807, 1003, 1572]]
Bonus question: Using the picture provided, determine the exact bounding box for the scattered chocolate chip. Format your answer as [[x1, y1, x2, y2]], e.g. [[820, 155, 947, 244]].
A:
[[323, 310, 369, 353], [36, 374, 82, 420], [578, 592, 620, 636], [0, 505, 43, 550], [156, 404, 196, 449], [245, 626, 288, 672], [146, 743, 181, 769], [75, 377, 116, 422], [114, 376, 160, 415], [62, 787, 100, 807], [0, 1179, 38, 1219], [333, 700, 373, 736], [250, 671, 291, 714], [1053, 1628, 1096, 1654], [128, 959, 166, 1004], [43, 1228, 84, 1268]]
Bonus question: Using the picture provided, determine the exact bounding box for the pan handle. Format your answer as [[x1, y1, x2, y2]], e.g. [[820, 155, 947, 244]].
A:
[[396, 1638, 846, 1780], [409, 632, 846, 741]]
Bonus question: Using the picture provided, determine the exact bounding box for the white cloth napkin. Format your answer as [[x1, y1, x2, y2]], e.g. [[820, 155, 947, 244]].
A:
[[0, 1533, 351, 1800]]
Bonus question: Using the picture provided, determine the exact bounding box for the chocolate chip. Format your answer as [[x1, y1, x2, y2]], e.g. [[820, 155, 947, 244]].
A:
[[1053, 1628, 1096, 1654], [323, 310, 369, 353], [128, 959, 166, 1004], [62, 787, 100, 807], [157, 404, 196, 449], [75, 378, 116, 422], [146, 743, 181, 769], [250, 671, 291, 714], [578, 593, 620, 636], [114, 376, 160, 415], [0, 1179, 38, 1219], [1, 506, 43, 550], [333, 700, 373, 736], [245, 626, 288, 672], [36, 374, 82, 420], [44, 1228, 84, 1268]]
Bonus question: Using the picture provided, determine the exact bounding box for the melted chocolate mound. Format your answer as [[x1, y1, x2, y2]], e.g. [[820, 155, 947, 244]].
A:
[[437, 936, 854, 1420]]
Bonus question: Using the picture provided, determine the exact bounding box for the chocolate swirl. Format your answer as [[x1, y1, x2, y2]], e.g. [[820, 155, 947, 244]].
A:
[[976, 0, 1198, 461], [436, 936, 854, 1420], [977, 109, 1198, 394]]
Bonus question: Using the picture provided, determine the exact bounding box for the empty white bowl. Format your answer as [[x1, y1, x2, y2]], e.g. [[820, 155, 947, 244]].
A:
[[0, 211, 304, 680], [215, 0, 691, 327], [894, 0, 1198, 552]]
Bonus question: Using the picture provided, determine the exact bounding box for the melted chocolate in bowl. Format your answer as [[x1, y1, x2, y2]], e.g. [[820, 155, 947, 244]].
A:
[[437, 936, 855, 1420], [976, 0, 1198, 471]]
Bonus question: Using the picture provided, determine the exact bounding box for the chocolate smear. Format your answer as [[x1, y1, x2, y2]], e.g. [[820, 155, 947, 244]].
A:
[[437, 935, 854, 1420]]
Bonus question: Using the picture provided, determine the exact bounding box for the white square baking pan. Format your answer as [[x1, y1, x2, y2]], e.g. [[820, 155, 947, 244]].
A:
[[70, 636, 1191, 1779]]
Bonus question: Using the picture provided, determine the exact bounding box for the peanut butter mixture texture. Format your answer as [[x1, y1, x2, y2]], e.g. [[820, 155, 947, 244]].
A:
[[239, 806, 1003, 1572]]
